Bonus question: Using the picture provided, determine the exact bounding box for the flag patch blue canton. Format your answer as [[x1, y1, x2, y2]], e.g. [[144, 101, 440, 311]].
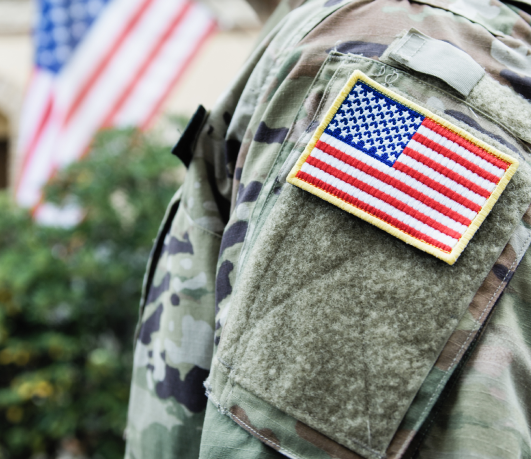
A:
[[325, 81, 424, 167]]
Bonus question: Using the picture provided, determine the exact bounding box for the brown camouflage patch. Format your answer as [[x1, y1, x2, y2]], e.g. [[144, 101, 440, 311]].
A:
[[523, 208, 531, 226], [496, 243, 518, 271], [434, 329, 471, 372], [385, 429, 415, 459], [295, 421, 364, 459], [230, 405, 282, 451]]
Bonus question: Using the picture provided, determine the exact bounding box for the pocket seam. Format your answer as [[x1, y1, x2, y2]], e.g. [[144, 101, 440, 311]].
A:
[[407, 225, 531, 457]]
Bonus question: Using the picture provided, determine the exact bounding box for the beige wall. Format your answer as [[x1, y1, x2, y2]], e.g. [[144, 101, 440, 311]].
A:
[[0, 0, 34, 188]]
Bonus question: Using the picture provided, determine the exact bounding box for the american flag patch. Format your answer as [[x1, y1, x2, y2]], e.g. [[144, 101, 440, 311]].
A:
[[287, 71, 519, 264]]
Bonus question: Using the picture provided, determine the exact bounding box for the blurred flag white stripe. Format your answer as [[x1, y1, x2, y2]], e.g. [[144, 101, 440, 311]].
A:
[[16, 71, 54, 157], [16, 0, 216, 212], [56, 0, 153, 124], [17, 89, 59, 207], [115, 3, 215, 127], [103, 1, 194, 127]]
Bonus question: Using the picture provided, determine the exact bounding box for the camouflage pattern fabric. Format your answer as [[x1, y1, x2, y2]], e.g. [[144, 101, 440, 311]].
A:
[[124, 30, 276, 456], [125, 0, 531, 457]]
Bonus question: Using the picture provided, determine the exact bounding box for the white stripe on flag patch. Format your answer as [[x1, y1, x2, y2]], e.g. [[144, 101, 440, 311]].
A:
[[287, 70, 518, 265], [395, 153, 488, 207], [321, 133, 478, 221], [406, 139, 496, 191]]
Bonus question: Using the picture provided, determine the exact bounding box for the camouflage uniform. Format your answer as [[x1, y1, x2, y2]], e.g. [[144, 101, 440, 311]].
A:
[[125, 0, 531, 458]]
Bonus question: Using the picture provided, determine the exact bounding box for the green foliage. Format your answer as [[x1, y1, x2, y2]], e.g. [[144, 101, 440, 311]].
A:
[[0, 128, 184, 459]]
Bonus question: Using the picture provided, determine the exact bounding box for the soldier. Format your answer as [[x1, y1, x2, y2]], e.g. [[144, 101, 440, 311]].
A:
[[125, 0, 531, 458]]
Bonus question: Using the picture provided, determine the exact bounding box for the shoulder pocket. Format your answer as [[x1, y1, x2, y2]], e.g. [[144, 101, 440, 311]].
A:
[[208, 53, 531, 459]]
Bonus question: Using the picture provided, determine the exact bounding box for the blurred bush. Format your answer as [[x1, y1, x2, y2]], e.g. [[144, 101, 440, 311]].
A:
[[0, 127, 184, 459]]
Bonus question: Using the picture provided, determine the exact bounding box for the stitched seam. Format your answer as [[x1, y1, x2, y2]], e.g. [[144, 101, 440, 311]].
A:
[[403, 229, 531, 457], [230, 412, 302, 458], [277, 400, 386, 458], [209, 385, 384, 459], [206, 390, 305, 459]]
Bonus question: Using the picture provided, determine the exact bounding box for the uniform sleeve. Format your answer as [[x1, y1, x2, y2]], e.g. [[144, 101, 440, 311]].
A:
[[127, 0, 531, 458], [124, 146, 225, 458], [124, 27, 280, 458]]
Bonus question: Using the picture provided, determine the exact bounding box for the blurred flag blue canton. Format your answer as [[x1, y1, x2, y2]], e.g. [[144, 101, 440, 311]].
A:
[[16, 0, 215, 219]]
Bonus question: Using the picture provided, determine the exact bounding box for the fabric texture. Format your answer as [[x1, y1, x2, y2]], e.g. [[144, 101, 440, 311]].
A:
[[215, 169, 531, 457], [381, 28, 485, 97], [125, 0, 531, 458], [198, 402, 285, 459], [417, 246, 531, 459], [468, 75, 531, 144]]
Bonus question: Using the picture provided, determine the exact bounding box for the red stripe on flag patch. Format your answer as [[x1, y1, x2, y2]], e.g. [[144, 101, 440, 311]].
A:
[[306, 155, 463, 240], [392, 162, 482, 213], [412, 132, 501, 184], [401, 147, 492, 199], [422, 118, 511, 171]]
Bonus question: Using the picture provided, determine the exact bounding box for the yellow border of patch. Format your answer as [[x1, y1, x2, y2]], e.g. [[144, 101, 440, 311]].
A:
[[287, 70, 519, 265]]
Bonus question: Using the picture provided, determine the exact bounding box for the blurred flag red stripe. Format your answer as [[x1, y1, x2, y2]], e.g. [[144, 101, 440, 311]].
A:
[[102, 1, 193, 128], [64, 0, 156, 127], [16, 93, 53, 192], [141, 17, 217, 130]]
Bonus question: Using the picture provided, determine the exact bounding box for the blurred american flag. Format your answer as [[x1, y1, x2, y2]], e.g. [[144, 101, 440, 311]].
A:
[[16, 0, 215, 216]]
